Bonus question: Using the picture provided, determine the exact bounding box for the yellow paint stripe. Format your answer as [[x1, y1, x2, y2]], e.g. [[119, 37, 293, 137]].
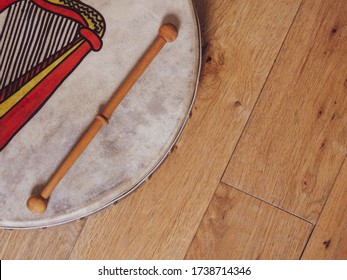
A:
[[0, 41, 83, 118]]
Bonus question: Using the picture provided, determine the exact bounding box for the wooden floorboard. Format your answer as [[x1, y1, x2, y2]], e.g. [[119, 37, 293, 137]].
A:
[[3, 0, 345, 260], [186, 183, 312, 260], [302, 159, 347, 259], [68, 0, 301, 259], [0, 221, 85, 260], [223, 0, 347, 223]]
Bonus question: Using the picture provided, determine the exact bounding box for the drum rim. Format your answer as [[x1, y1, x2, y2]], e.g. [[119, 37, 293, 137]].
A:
[[1, 0, 202, 230]]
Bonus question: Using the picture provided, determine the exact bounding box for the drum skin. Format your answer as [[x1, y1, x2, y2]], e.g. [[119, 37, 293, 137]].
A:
[[0, 0, 201, 229]]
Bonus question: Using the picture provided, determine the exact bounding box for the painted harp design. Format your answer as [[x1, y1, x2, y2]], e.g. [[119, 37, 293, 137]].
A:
[[0, 0, 106, 150]]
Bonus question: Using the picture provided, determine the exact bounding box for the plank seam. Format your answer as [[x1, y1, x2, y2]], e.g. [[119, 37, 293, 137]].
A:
[[299, 156, 347, 260], [220, 0, 304, 184], [299, 225, 316, 260], [220, 181, 314, 225], [67, 219, 88, 260], [183, 182, 219, 259], [310, 156, 347, 225], [185, 0, 306, 260]]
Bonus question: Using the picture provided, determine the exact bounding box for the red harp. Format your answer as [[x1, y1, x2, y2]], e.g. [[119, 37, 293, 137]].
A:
[[0, 0, 106, 150]]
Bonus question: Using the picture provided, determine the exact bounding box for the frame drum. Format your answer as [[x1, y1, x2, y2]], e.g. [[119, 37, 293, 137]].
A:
[[0, 0, 200, 229]]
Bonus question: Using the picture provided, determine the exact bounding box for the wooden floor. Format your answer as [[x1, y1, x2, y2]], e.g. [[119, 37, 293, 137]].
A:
[[1, 0, 346, 260]]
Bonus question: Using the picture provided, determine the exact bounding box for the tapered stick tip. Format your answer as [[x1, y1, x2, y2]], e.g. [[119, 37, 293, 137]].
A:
[[159, 24, 178, 42], [27, 196, 47, 215]]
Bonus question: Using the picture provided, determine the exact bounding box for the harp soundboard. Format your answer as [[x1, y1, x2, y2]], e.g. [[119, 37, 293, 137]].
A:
[[0, 0, 106, 150]]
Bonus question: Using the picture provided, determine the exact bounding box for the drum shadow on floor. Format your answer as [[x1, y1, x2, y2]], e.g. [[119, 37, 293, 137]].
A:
[[192, 0, 210, 63]]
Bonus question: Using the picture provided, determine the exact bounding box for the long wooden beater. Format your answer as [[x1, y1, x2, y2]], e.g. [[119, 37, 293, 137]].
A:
[[27, 24, 178, 214]]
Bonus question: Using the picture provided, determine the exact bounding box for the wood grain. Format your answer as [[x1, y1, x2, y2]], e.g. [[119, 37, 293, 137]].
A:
[[302, 159, 347, 259], [223, 0, 347, 223], [68, 0, 302, 259], [0, 220, 85, 259], [4, 0, 346, 260], [186, 184, 312, 260]]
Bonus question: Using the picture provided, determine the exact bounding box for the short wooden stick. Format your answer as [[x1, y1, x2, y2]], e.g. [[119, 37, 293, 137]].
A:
[[27, 23, 178, 215]]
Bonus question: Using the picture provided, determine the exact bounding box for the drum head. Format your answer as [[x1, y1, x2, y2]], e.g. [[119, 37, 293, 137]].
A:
[[0, 0, 200, 229]]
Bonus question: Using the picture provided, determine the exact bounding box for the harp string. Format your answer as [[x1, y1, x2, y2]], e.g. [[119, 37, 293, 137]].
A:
[[0, 7, 13, 95], [42, 15, 64, 63], [12, 3, 41, 93], [9, 1, 37, 93], [1, 0, 31, 90], [26, 8, 51, 79], [0, 3, 21, 89], [0, 0, 81, 101]]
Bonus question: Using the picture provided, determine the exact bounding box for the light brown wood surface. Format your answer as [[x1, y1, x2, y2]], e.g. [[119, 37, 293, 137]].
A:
[[0, 0, 346, 260], [0, 221, 85, 259], [223, 0, 347, 223], [302, 160, 347, 259], [186, 184, 312, 260]]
